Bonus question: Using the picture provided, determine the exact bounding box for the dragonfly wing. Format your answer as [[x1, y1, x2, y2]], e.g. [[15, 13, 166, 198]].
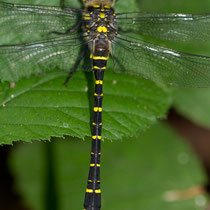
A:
[[0, 35, 88, 82], [112, 34, 210, 87], [116, 12, 210, 42], [0, 2, 80, 36]]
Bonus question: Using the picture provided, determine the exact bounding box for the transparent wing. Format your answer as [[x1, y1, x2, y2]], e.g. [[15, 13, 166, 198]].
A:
[[112, 34, 210, 87], [0, 34, 88, 82], [0, 2, 81, 35], [116, 12, 210, 42]]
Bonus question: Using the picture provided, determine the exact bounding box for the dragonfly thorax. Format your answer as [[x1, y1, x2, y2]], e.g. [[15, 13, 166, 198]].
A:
[[83, 4, 117, 52]]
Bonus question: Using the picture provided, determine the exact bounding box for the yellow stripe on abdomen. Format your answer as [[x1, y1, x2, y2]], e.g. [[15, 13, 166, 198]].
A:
[[93, 107, 102, 112], [95, 80, 103, 85], [93, 56, 108, 60]]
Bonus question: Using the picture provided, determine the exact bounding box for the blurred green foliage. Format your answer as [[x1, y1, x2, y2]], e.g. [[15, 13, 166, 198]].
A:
[[10, 123, 207, 210]]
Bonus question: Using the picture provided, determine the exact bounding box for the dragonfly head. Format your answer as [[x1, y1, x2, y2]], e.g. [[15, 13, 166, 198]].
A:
[[83, 0, 116, 8]]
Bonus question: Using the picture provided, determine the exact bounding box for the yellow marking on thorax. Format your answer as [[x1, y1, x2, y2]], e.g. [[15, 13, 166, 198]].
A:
[[93, 4, 100, 8], [84, 16, 91, 20], [100, 13, 106, 18], [97, 26, 108, 33]]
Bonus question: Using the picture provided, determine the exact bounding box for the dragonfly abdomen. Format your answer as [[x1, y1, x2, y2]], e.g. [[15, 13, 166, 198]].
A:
[[84, 48, 108, 210]]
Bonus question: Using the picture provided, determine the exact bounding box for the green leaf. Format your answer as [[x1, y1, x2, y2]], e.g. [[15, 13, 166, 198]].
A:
[[139, 0, 210, 13], [115, 0, 138, 12], [9, 123, 208, 210], [173, 88, 210, 128], [0, 71, 171, 144]]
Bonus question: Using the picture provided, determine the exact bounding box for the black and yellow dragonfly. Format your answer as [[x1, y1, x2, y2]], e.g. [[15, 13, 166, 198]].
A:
[[0, 0, 210, 209]]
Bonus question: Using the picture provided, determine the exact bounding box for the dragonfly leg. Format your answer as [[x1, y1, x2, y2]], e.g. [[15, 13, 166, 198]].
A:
[[67, 22, 82, 33], [64, 46, 88, 85], [42, 22, 82, 38]]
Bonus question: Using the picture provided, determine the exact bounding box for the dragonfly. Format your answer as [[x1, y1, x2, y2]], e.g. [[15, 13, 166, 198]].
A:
[[0, 0, 210, 209]]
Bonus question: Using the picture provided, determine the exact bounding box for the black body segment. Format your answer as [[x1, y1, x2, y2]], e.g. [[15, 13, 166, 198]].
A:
[[83, 1, 116, 209], [84, 51, 107, 210]]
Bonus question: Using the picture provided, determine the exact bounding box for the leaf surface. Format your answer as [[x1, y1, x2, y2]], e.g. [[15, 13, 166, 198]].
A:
[[0, 71, 171, 144], [9, 123, 208, 210]]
